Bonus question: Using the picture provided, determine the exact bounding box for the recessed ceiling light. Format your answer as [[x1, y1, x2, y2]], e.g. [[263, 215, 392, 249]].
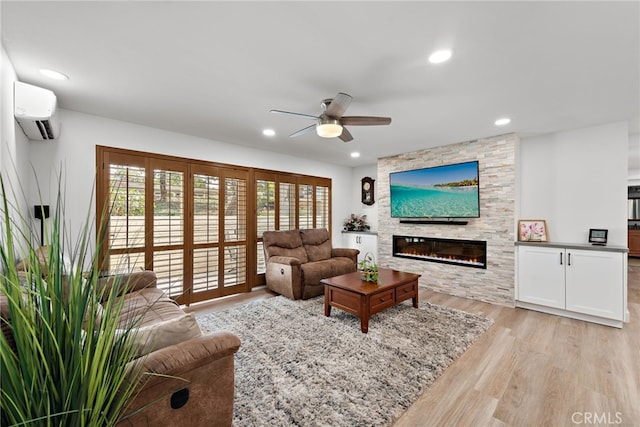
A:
[[40, 69, 69, 80], [428, 50, 452, 64], [494, 118, 511, 126], [350, 152, 361, 158], [262, 129, 276, 137]]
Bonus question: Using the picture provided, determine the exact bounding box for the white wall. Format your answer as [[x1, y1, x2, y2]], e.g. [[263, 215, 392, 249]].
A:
[[1, 44, 32, 252], [519, 122, 628, 246], [24, 109, 353, 248], [629, 133, 640, 186], [347, 164, 378, 232]]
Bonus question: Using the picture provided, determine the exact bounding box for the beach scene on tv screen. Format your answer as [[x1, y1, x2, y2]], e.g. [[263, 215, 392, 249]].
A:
[[390, 162, 479, 218]]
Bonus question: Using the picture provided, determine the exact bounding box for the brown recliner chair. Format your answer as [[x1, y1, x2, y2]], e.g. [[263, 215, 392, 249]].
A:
[[263, 228, 359, 300]]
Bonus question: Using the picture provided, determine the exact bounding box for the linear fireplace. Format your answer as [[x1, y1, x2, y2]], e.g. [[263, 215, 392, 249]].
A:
[[393, 235, 487, 269]]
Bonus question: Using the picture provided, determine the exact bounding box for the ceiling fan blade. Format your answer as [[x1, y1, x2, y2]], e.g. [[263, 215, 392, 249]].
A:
[[289, 124, 317, 138], [340, 116, 392, 126], [339, 126, 353, 142], [270, 109, 318, 120], [325, 92, 352, 118]]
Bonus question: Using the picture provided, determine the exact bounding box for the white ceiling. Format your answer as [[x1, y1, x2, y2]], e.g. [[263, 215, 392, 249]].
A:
[[2, 1, 639, 167]]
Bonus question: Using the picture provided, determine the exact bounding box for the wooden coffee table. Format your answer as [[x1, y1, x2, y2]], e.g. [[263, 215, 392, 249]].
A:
[[321, 268, 421, 333]]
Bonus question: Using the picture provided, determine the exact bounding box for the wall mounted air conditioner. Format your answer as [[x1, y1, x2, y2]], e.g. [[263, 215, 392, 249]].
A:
[[14, 81, 60, 140]]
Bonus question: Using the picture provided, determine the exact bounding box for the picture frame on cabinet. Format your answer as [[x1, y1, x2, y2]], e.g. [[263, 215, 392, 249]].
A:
[[518, 219, 548, 242]]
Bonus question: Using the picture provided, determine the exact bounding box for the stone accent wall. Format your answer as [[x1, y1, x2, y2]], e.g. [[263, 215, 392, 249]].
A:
[[377, 133, 518, 306]]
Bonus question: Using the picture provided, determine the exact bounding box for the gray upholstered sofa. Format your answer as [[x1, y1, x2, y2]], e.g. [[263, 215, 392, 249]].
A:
[[262, 228, 359, 300]]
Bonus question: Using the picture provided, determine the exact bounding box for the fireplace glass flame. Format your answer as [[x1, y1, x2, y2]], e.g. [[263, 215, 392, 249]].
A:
[[393, 235, 487, 269]]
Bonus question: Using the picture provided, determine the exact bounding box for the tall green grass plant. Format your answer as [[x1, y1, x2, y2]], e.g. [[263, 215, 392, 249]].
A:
[[0, 175, 146, 426]]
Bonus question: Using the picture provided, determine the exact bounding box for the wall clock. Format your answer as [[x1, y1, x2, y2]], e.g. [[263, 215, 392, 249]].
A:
[[361, 177, 375, 205]]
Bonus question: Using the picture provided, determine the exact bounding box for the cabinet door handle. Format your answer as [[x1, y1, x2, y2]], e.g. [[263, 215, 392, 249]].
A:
[[568, 252, 571, 266], [560, 252, 563, 265]]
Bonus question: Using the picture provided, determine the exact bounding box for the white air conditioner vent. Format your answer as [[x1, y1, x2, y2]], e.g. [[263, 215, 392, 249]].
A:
[[14, 81, 60, 141]]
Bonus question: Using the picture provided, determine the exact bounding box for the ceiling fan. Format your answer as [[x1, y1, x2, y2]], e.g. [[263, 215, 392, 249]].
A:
[[270, 92, 391, 142]]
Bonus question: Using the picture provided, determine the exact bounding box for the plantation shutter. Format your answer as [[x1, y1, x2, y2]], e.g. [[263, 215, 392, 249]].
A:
[[98, 146, 330, 300], [221, 172, 248, 290], [192, 170, 220, 294], [315, 185, 329, 229], [256, 177, 275, 275], [298, 184, 313, 229], [104, 154, 147, 274], [279, 181, 296, 231], [151, 164, 186, 298]]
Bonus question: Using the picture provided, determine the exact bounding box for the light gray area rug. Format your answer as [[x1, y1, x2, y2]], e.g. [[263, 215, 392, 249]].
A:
[[196, 296, 493, 426]]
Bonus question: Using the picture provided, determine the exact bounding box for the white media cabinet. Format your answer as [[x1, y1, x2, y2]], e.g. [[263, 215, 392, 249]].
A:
[[342, 231, 378, 264], [515, 241, 628, 328]]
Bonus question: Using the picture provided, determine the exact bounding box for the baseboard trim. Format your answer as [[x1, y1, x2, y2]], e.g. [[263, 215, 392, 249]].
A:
[[516, 300, 623, 328]]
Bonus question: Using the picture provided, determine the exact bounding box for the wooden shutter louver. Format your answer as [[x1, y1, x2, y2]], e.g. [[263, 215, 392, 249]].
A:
[[153, 169, 185, 297], [279, 182, 296, 230], [193, 173, 220, 292], [108, 164, 146, 273], [223, 176, 247, 287]]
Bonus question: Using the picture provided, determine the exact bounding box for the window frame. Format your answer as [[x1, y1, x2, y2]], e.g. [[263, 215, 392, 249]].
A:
[[96, 146, 331, 301]]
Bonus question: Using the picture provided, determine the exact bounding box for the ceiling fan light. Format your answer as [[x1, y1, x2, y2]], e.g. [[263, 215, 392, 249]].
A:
[[428, 50, 452, 64], [40, 68, 69, 80], [316, 120, 342, 138]]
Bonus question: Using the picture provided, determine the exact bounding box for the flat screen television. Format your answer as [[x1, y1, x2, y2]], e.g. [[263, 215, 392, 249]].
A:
[[389, 160, 480, 218]]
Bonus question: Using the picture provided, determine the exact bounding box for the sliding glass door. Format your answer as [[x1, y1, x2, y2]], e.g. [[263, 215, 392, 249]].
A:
[[97, 146, 330, 303]]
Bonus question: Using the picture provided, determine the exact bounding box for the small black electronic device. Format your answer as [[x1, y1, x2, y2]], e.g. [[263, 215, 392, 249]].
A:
[[34, 205, 50, 246], [588, 229, 608, 246]]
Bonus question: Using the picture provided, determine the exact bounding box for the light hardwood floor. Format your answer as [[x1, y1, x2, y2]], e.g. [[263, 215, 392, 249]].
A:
[[187, 258, 640, 427]]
